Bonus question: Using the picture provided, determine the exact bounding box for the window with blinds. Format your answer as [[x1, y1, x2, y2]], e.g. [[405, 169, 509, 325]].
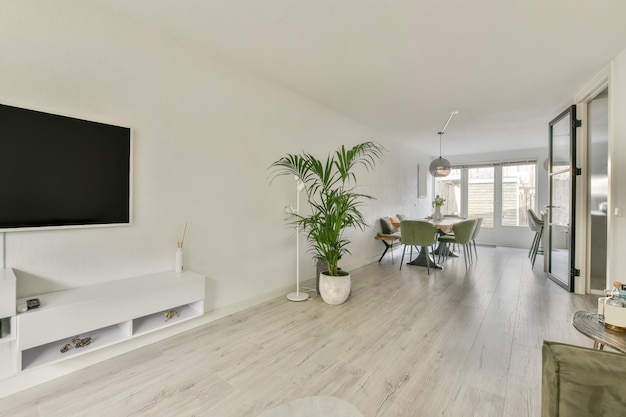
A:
[[433, 160, 537, 228]]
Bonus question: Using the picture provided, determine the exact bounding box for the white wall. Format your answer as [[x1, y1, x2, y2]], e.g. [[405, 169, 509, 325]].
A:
[[0, 3, 431, 311]]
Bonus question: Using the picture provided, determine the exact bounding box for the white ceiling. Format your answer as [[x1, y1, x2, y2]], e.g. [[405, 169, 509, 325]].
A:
[[96, 0, 626, 156]]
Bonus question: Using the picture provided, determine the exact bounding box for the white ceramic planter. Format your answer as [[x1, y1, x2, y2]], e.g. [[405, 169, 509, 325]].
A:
[[319, 272, 351, 305]]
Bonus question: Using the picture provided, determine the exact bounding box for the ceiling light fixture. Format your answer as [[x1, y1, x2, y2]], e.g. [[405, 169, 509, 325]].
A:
[[429, 110, 459, 177]]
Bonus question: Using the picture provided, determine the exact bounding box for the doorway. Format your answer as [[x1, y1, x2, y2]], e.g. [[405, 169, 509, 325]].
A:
[[588, 88, 609, 292]]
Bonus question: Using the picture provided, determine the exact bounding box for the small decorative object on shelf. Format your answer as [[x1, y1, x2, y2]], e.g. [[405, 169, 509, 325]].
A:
[[71, 335, 92, 348], [60, 335, 92, 353], [26, 298, 40, 310], [173, 221, 187, 272], [164, 308, 179, 322]]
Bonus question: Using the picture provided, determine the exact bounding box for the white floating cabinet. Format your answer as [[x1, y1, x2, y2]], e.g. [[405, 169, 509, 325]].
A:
[[0, 269, 17, 379], [13, 270, 205, 373], [21, 322, 131, 370], [0, 269, 16, 319], [0, 317, 14, 342]]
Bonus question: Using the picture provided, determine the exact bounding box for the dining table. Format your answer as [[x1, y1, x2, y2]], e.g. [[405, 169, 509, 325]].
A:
[[406, 217, 466, 269]]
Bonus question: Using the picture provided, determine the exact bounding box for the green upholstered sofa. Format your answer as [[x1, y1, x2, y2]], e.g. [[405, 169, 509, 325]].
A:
[[542, 341, 626, 417]]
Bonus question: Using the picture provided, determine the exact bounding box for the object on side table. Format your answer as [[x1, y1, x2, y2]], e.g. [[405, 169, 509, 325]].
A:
[[598, 282, 626, 331], [26, 298, 40, 310], [571, 310, 626, 353], [603, 303, 626, 332]]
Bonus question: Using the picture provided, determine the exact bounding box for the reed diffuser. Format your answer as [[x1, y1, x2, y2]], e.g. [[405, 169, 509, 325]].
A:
[[173, 221, 187, 272]]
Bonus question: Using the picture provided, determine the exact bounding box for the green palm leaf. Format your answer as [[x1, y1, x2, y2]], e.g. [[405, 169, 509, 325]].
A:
[[269, 141, 385, 276]]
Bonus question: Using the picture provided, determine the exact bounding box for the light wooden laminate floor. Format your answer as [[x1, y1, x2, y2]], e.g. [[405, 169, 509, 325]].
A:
[[0, 247, 597, 416]]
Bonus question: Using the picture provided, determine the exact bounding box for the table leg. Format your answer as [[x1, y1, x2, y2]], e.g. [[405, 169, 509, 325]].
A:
[[407, 246, 443, 270], [431, 234, 459, 258]]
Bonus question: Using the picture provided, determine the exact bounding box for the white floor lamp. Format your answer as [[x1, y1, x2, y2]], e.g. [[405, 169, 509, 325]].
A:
[[287, 176, 309, 302]]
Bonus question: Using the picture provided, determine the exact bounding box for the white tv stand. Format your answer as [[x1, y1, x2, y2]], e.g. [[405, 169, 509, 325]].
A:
[[0, 269, 205, 378]]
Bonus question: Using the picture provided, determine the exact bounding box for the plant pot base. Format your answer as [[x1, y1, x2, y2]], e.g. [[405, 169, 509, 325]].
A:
[[319, 272, 351, 305]]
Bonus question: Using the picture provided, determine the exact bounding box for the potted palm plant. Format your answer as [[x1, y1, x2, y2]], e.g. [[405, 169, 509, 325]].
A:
[[269, 141, 385, 305]]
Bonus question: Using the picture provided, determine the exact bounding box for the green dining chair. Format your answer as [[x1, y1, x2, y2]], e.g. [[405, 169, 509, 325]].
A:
[[399, 220, 439, 274], [470, 217, 483, 261], [527, 209, 544, 268], [437, 218, 478, 270]]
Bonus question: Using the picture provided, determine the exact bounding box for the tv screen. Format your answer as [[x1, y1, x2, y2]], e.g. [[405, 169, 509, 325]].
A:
[[0, 103, 132, 231]]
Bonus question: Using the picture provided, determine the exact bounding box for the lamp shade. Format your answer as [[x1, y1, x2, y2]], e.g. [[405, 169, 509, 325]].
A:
[[429, 157, 451, 177]]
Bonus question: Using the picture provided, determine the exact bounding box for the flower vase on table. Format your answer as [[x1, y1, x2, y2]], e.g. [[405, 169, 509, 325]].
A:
[[432, 195, 445, 222], [433, 205, 443, 222]]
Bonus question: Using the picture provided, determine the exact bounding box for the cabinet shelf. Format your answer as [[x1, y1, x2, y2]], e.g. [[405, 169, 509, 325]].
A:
[[133, 301, 204, 337], [11, 270, 205, 374], [21, 323, 130, 371], [0, 317, 15, 344]]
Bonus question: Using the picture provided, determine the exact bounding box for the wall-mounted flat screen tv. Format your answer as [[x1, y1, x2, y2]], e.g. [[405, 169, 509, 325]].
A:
[[0, 103, 132, 232]]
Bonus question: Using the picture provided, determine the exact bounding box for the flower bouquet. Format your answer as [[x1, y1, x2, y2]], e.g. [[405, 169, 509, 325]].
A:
[[432, 195, 445, 221]]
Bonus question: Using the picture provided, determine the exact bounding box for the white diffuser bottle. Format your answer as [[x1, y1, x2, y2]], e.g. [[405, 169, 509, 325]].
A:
[[175, 247, 184, 272], [174, 221, 187, 273]]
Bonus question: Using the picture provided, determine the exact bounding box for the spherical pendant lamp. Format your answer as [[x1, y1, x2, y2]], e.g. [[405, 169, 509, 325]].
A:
[[429, 132, 451, 177], [429, 111, 459, 178], [429, 156, 452, 177]]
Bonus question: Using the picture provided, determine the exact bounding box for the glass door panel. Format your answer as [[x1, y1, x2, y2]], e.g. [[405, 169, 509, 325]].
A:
[[551, 121, 571, 172], [547, 105, 577, 291], [468, 166, 494, 228], [588, 91, 609, 292], [549, 170, 571, 285], [434, 168, 462, 216], [502, 163, 536, 227]]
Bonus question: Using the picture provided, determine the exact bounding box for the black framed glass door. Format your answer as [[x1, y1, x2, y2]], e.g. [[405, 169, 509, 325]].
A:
[[546, 105, 579, 291]]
